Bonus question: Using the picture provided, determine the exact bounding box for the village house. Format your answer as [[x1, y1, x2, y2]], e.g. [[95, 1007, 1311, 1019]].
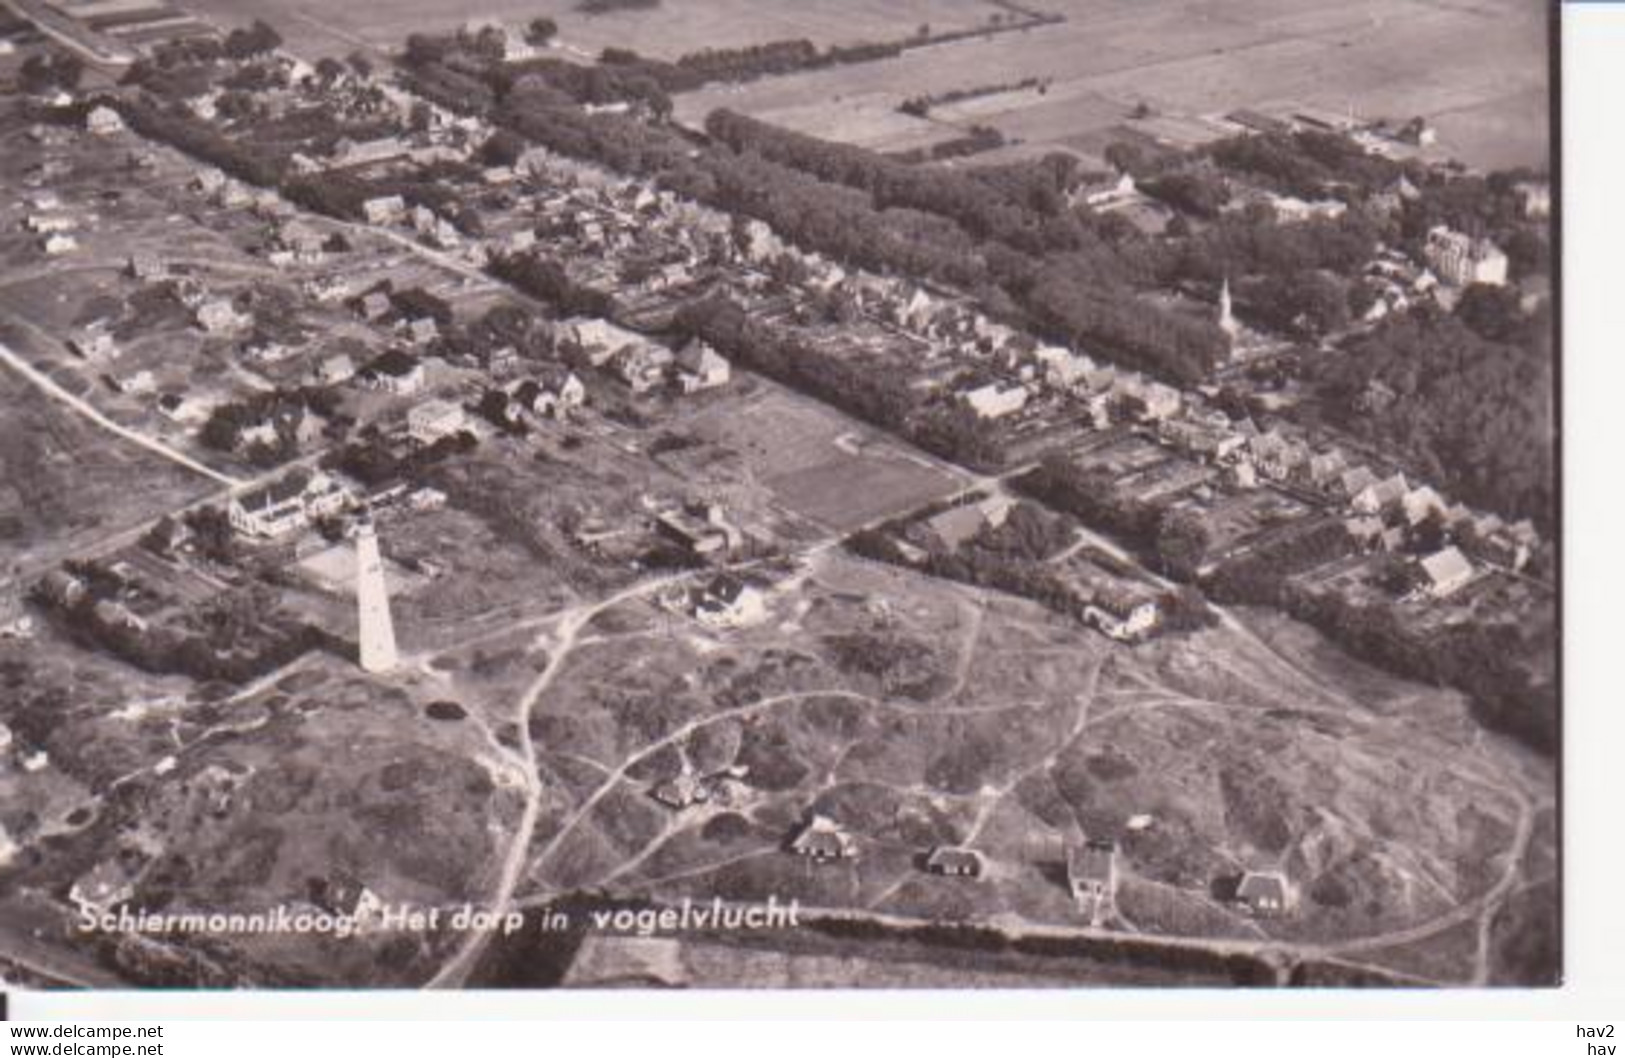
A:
[[1352, 473, 1411, 516], [312, 352, 357, 386], [362, 195, 407, 225], [0, 594, 35, 640], [1401, 485, 1447, 527], [509, 369, 586, 419], [84, 106, 124, 136], [1425, 226, 1509, 287], [924, 846, 984, 878], [311, 872, 385, 926], [157, 392, 208, 425], [241, 335, 296, 366], [37, 569, 88, 609], [227, 470, 352, 539], [1335, 465, 1379, 503], [1343, 515, 1386, 552], [41, 232, 78, 255], [407, 398, 467, 445], [788, 815, 858, 863], [69, 857, 143, 916], [195, 298, 249, 335], [693, 574, 766, 630], [611, 342, 674, 394], [1116, 377, 1182, 422], [563, 317, 645, 368], [356, 291, 392, 321], [1066, 839, 1119, 924], [358, 349, 426, 396], [110, 370, 157, 396], [1418, 546, 1475, 598], [654, 502, 742, 560], [1085, 586, 1161, 642], [650, 771, 710, 811], [126, 251, 166, 281], [1235, 870, 1293, 917], [1515, 180, 1551, 220], [961, 381, 1030, 420], [486, 346, 520, 376], [674, 339, 730, 393], [25, 214, 77, 235], [1297, 450, 1349, 491], [919, 497, 1012, 553], [69, 331, 119, 362]]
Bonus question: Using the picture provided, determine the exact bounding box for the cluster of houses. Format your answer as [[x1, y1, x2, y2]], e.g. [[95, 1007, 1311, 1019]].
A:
[[772, 814, 1296, 924]]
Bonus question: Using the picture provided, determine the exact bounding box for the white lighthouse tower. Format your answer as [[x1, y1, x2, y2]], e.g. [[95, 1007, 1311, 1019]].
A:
[[355, 517, 398, 674]]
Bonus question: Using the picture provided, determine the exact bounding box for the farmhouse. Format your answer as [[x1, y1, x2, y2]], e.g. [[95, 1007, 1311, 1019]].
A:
[[924, 846, 984, 878], [41, 233, 78, 255], [1235, 870, 1293, 917], [407, 398, 467, 445], [788, 815, 858, 862]]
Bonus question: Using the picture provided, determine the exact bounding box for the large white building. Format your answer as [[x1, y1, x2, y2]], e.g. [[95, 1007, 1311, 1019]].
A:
[[1424, 226, 1509, 287], [227, 471, 352, 539]]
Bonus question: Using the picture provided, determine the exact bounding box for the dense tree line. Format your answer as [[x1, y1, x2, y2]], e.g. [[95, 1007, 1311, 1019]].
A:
[[1313, 310, 1554, 526], [1206, 531, 1555, 754], [113, 94, 288, 189]]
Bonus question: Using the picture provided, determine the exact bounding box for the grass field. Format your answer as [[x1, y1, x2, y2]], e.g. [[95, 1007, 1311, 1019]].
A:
[[674, 385, 969, 532]]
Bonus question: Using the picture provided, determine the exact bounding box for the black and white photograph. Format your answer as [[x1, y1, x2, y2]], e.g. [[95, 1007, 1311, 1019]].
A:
[[0, 0, 1557, 995]]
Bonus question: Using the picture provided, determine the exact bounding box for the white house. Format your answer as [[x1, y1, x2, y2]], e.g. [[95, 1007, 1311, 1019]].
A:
[[85, 106, 124, 136], [693, 575, 766, 629], [407, 398, 467, 445], [227, 471, 351, 539], [1085, 587, 1160, 642], [1418, 546, 1474, 598], [961, 381, 1029, 420], [674, 339, 730, 393], [1424, 226, 1509, 287]]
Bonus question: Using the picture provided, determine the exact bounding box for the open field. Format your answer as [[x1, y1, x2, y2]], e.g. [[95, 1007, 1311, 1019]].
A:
[[669, 0, 1550, 172], [0, 353, 212, 575], [182, 0, 1007, 60], [433, 552, 1556, 987]]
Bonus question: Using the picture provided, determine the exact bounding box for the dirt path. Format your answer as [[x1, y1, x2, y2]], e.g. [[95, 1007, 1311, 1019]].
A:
[[0, 338, 242, 488]]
